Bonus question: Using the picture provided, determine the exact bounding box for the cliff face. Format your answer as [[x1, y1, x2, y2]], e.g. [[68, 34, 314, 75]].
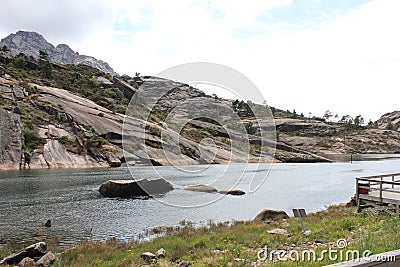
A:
[[0, 31, 115, 74], [0, 109, 22, 170]]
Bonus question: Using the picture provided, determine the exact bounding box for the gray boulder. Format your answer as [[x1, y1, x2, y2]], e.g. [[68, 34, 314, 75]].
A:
[[184, 184, 218, 193], [0, 242, 47, 265], [18, 257, 36, 266], [99, 179, 174, 198], [105, 152, 121, 167], [218, 189, 246, 196], [140, 252, 156, 263], [156, 248, 166, 258], [253, 208, 289, 222], [35, 251, 56, 267]]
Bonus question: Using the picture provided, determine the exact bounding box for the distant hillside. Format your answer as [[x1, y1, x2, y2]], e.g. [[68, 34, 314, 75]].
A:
[[0, 32, 399, 171], [377, 111, 400, 131], [0, 31, 115, 74], [0, 50, 334, 170]]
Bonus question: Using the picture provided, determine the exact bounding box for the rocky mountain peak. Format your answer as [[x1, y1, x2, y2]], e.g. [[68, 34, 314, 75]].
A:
[[0, 31, 115, 75], [1, 31, 54, 58]]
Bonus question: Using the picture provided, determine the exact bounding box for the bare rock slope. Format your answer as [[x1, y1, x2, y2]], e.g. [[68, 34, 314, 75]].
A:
[[0, 109, 22, 170]]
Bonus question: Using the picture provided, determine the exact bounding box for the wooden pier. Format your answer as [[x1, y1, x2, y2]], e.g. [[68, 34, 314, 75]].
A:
[[356, 173, 400, 213]]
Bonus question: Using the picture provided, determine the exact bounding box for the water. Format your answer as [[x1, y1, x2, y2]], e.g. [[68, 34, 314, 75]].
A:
[[0, 157, 399, 247]]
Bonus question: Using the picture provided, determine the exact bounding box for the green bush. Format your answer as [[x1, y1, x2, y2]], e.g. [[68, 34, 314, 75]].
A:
[[58, 135, 76, 145], [13, 56, 26, 69], [22, 123, 46, 153], [88, 77, 101, 88], [86, 136, 108, 148], [40, 61, 53, 78]]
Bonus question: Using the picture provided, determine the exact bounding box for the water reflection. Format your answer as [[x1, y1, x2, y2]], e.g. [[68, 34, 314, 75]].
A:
[[0, 157, 399, 247]]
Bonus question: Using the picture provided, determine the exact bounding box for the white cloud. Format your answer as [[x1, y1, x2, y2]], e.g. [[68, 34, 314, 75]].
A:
[[0, 0, 113, 44]]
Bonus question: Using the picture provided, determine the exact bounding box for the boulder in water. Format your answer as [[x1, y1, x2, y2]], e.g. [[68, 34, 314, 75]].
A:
[[99, 179, 174, 198], [184, 184, 218, 193], [218, 189, 246, 196]]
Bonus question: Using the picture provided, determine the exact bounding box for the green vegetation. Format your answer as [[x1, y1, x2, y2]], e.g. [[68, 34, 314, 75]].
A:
[[245, 121, 257, 135], [13, 55, 26, 69], [386, 122, 394, 130], [150, 109, 169, 122], [57, 135, 76, 145], [0, 45, 10, 52], [1, 206, 397, 266], [40, 60, 53, 78], [21, 121, 46, 153], [146, 124, 162, 137], [17, 102, 48, 153], [4, 53, 129, 115], [39, 50, 49, 60], [86, 136, 108, 148]]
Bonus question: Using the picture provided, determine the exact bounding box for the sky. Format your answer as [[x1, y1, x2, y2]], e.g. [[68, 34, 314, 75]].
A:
[[0, 0, 399, 122]]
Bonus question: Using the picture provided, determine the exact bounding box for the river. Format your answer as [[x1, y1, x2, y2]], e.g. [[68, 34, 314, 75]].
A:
[[0, 155, 399, 247]]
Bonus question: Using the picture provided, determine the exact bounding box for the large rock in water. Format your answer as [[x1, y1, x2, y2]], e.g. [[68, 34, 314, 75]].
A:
[[184, 184, 218, 193], [99, 179, 174, 198], [218, 189, 246, 195], [253, 208, 290, 222]]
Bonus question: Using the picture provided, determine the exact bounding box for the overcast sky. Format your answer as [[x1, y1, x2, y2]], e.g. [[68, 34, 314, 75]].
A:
[[0, 0, 399, 121]]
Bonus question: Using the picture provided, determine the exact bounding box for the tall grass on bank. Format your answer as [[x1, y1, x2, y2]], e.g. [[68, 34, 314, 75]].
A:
[[0, 205, 399, 266]]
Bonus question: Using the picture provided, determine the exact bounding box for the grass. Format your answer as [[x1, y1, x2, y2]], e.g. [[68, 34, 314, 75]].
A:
[[1, 205, 398, 266]]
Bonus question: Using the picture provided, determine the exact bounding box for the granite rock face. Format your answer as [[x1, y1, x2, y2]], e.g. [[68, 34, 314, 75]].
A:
[[0, 109, 22, 170], [377, 111, 400, 131], [0, 31, 115, 74], [29, 140, 109, 169]]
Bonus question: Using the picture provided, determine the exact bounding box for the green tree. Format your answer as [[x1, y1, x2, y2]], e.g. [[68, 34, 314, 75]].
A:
[[339, 115, 353, 125], [37, 50, 53, 78], [232, 99, 239, 112], [1, 45, 10, 52], [41, 60, 53, 78], [323, 110, 333, 122], [13, 55, 26, 69], [292, 109, 297, 119], [39, 50, 49, 60], [354, 115, 364, 127], [245, 121, 257, 135], [22, 121, 46, 153]]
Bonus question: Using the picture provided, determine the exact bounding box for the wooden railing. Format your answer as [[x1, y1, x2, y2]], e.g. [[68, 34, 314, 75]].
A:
[[356, 173, 400, 204]]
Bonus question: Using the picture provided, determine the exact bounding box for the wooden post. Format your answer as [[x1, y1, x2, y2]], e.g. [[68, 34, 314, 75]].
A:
[[356, 178, 361, 212], [392, 175, 395, 189], [379, 177, 383, 203]]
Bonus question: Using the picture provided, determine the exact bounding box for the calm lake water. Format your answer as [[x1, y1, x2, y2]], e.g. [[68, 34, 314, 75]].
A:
[[0, 156, 399, 247]]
